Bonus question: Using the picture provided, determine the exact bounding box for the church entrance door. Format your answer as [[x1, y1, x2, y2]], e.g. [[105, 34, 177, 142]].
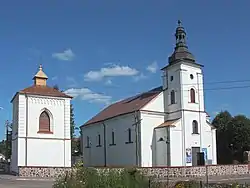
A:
[[191, 147, 200, 166]]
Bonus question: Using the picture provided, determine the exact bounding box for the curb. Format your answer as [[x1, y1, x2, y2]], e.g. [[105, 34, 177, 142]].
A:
[[16, 178, 55, 181]]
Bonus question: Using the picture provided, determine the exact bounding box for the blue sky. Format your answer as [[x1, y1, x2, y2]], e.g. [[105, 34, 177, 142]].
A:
[[0, 1, 250, 139]]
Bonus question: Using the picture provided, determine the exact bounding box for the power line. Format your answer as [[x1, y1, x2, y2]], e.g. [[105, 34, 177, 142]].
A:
[[127, 84, 250, 96], [161, 75, 250, 86], [106, 78, 250, 98], [203, 79, 250, 85], [185, 79, 250, 86], [202, 85, 250, 91]]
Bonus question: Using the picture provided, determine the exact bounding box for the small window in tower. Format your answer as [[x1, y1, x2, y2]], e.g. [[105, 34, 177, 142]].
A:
[[170, 90, 175, 104], [170, 76, 174, 81], [190, 74, 194, 79], [190, 88, 196, 103], [192, 120, 199, 134]]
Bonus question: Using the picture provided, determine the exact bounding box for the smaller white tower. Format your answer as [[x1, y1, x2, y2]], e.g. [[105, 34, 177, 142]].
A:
[[11, 65, 73, 177]]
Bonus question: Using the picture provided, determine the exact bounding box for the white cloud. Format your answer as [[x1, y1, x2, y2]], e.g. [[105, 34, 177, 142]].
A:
[[64, 88, 112, 105], [133, 73, 147, 82], [146, 61, 158, 73], [52, 49, 75, 61], [84, 65, 139, 81], [51, 76, 58, 81], [105, 79, 112, 85]]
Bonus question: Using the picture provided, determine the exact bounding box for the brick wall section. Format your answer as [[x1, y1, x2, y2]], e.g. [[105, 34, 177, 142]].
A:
[[17, 164, 250, 178]]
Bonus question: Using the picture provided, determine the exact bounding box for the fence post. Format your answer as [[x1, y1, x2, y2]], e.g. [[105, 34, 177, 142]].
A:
[[205, 165, 208, 187]]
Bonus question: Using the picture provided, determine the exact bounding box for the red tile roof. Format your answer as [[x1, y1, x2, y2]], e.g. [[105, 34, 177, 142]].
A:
[[83, 86, 163, 126], [156, 119, 180, 128], [12, 85, 72, 102]]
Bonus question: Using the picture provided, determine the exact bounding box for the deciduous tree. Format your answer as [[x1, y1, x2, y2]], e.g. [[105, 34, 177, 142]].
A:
[[212, 111, 232, 164], [213, 111, 250, 164]]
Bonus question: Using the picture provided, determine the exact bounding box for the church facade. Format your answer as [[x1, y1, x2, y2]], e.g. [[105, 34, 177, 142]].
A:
[[11, 65, 72, 174], [81, 21, 217, 167]]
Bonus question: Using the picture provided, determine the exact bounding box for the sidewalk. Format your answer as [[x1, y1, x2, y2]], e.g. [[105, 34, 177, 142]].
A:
[[0, 174, 55, 182], [155, 174, 250, 184]]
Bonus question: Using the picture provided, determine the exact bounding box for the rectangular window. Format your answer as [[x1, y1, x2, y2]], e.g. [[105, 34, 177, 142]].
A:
[[170, 90, 175, 104], [110, 131, 116, 146], [97, 134, 101, 147], [86, 136, 90, 148], [162, 72, 168, 90], [125, 128, 133, 144]]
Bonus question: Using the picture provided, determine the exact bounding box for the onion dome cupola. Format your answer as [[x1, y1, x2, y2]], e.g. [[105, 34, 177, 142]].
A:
[[168, 20, 196, 65]]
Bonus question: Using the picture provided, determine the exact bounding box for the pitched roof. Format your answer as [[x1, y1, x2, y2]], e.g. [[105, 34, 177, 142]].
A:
[[83, 86, 163, 126], [33, 65, 48, 79], [156, 118, 180, 128], [11, 85, 72, 102]]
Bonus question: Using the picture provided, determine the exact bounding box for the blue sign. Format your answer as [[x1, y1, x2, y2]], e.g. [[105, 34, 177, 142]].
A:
[[186, 148, 192, 163], [202, 148, 208, 161]]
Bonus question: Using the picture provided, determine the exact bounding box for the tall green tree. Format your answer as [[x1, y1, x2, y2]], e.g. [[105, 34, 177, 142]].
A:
[[70, 104, 81, 156], [212, 111, 233, 164], [213, 111, 250, 164], [0, 140, 6, 154], [53, 84, 59, 91], [228, 115, 250, 162]]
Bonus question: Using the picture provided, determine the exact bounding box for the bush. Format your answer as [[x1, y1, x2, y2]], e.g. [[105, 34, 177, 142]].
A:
[[53, 163, 158, 188]]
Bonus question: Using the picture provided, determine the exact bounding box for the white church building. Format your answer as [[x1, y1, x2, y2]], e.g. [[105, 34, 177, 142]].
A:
[[81, 21, 217, 167], [10, 65, 72, 174]]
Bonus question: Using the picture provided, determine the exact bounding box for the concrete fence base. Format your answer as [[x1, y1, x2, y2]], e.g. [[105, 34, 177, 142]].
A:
[[17, 164, 250, 178]]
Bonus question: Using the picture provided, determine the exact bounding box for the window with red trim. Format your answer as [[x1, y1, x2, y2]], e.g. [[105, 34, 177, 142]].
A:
[[190, 88, 195, 103], [38, 111, 51, 133]]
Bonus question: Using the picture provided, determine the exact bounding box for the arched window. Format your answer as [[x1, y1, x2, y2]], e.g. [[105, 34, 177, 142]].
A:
[[38, 111, 51, 133], [170, 90, 175, 104], [190, 88, 195, 103], [192, 120, 198, 134]]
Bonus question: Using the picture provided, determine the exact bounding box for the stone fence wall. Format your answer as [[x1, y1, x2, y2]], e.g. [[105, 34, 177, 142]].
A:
[[18, 167, 72, 178], [18, 164, 250, 178], [138, 165, 249, 178]]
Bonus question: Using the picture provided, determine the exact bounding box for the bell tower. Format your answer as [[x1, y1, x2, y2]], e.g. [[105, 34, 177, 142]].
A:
[[162, 20, 205, 120], [162, 20, 208, 166]]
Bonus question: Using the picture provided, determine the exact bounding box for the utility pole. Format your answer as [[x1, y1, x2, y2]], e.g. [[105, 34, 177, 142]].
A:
[[133, 112, 142, 166], [5, 120, 12, 161], [5, 120, 9, 160]]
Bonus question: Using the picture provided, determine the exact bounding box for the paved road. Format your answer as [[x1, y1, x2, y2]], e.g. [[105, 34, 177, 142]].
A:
[[156, 174, 250, 184], [0, 179, 53, 188], [1, 174, 250, 187], [0, 175, 54, 188]]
